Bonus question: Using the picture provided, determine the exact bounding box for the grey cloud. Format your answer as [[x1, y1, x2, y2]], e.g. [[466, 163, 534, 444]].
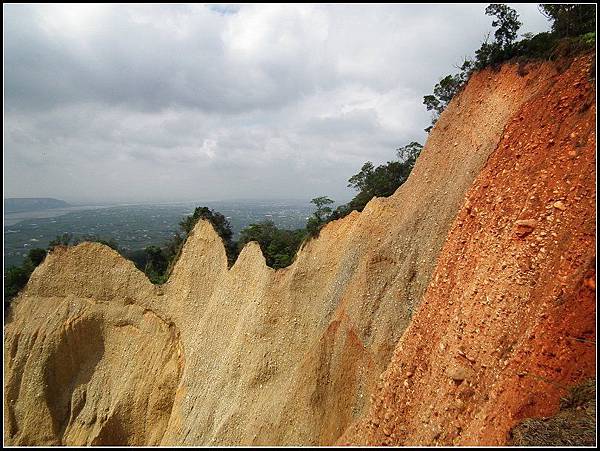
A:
[[5, 4, 331, 114], [4, 4, 551, 203]]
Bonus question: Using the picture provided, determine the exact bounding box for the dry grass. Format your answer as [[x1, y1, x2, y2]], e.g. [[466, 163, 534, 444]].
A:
[[509, 379, 596, 446]]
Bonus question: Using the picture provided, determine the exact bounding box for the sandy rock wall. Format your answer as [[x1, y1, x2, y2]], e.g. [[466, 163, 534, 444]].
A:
[[340, 55, 596, 446], [4, 56, 592, 446], [156, 61, 556, 446], [5, 249, 184, 445]]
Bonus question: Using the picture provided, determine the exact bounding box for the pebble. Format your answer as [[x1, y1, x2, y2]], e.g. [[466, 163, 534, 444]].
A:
[[553, 201, 567, 211], [515, 219, 537, 237], [447, 365, 469, 382]]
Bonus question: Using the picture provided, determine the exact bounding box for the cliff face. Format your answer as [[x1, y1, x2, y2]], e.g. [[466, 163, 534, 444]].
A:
[[4, 55, 595, 446], [340, 55, 596, 446]]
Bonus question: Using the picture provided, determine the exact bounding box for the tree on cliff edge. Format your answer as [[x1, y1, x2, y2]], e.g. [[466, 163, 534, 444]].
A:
[[539, 4, 596, 38]]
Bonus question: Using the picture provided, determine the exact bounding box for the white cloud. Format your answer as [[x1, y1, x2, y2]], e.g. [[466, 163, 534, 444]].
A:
[[4, 4, 551, 203]]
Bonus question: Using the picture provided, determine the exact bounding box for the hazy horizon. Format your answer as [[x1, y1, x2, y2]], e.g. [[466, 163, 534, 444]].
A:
[[4, 4, 551, 204], [4, 195, 354, 206]]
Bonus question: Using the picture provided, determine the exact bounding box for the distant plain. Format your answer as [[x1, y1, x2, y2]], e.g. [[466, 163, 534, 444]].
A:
[[3, 200, 315, 268]]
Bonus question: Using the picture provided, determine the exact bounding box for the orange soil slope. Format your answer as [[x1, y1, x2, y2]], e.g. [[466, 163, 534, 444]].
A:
[[340, 54, 596, 446]]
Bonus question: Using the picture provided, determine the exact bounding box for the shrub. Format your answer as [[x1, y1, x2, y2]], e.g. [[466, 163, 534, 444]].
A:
[[143, 245, 169, 284], [345, 142, 422, 213], [179, 207, 236, 265], [4, 247, 48, 308], [238, 221, 305, 268], [26, 248, 47, 267], [48, 232, 74, 249]]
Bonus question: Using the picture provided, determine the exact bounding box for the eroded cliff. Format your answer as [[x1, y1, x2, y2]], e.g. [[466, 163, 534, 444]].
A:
[[3, 55, 595, 446], [340, 54, 596, 446]]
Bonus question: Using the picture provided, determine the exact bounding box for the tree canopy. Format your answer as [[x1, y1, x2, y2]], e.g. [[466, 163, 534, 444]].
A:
[[539, 4, 596, 38], [238, 220, 305, 269], [486, 3, 522, 49], [4, 248, 47, 308]]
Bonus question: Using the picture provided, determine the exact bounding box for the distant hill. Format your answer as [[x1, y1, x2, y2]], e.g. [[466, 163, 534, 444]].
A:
[[4, 197, 70, 213]]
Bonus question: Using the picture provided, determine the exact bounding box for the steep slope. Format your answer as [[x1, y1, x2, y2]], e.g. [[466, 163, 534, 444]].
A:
[[340, 54, 596, 446], [3, 56, 594, 446], [4, 245, 182, 445]]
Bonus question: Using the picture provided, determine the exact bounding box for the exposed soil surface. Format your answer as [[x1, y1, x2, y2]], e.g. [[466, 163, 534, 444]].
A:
[[340, 55, 596, 446]]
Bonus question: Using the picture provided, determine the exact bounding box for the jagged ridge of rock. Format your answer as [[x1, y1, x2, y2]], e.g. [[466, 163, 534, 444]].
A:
[[3, 55, 595, 446]]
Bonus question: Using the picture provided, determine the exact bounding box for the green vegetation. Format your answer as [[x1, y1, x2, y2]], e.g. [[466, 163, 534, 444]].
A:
[[539, 4, 596, 38], [326, 141, 423, 220], [142, 245, 169, 284], [424, 3, 596, 131], [237, 221, 305, 268], [139, 139, 421, 278], [2, 135, 423, 300], [423, 68, 470, 132], [4, 232, 126, 308], [306, 141, 423, 238], [346, 141, 422, 210], [5, 233, 128, 306], [4, 248, 47, 308], [306, 196, 335, 237], [3, 135, 422, 300], [130, 206, 237, 284], [47, 232, 120, 252], [232, 139, 422, 265], [178, 206, 237, 264], [48, 232, 74, 248]]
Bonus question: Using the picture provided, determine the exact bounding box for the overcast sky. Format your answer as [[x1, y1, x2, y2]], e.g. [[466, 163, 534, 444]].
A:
[[4, 4, 550, 204]]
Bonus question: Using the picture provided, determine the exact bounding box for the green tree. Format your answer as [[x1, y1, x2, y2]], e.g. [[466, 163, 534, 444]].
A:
[[305, 196, 335, 237], [4, 248, 49, 308], [539, 4, 596, 38], [148, 206, 237, 284], [396, 141, 423, 169], [486, 4, 522, 48], [4, 266, 30, 302], [310, 196, 335, 222], [472, 4, 522, 70], [238, 221, 278, 251], [26, 248, 47, 267], [424, 4, 523, 131], [178, 207, 236, 264], [345, 143, 422, 213], [347, 162, 375, 193], [305, 215, 322, 237], [423, 62, 471, 129], [180, 207, 233, 243], [266, 228, 304, 268], [238, 221, 304, 269], [433, 74, 464, 111], [329, 142, 424, 224], [143, 245, 168, 284]]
